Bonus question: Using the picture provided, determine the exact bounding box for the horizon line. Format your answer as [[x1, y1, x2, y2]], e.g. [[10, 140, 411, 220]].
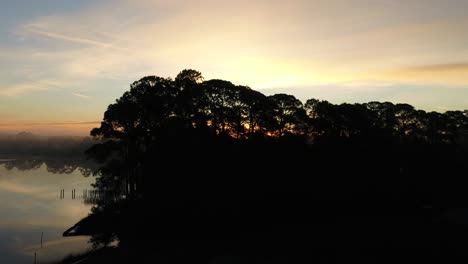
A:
[[0, 121, 101, 127]]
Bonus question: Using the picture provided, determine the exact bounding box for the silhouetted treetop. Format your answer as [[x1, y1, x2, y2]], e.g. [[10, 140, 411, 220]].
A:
[[90, 69, 468, 147], [175, 69, 204, 84]]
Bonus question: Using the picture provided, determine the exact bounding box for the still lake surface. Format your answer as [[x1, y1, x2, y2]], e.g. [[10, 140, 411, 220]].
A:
[[0, 159, 95, 264]]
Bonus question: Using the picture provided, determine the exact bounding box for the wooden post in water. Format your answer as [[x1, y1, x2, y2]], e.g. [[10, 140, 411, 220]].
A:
[[41, 232, 43, 248], [34, 252, 36, 264]]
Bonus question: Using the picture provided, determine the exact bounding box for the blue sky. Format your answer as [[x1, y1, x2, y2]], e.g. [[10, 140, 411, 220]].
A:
[[1, 0, 468, 135]]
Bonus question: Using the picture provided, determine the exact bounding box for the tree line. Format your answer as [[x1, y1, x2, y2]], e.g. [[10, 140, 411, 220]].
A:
[[88, 69, 468, 197], [91, 69, 467, 147], [77, 69, 468, 261]]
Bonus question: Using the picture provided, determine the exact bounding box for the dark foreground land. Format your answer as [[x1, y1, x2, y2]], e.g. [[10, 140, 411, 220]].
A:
[[55, 142, 467, 264]]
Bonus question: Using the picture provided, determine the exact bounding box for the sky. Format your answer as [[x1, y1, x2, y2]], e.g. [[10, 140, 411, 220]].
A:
[[1, 0, 468, 136]]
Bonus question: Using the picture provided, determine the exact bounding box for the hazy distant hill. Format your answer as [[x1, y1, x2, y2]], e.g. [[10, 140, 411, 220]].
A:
[[0, 131, 94, 158]]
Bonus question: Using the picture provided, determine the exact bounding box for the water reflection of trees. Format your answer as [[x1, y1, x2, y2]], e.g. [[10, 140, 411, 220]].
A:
[[70, 70, 468, 262], [1, 159, 43, 171], [0, 158, 98, 175], [82, 189, 124, 206]]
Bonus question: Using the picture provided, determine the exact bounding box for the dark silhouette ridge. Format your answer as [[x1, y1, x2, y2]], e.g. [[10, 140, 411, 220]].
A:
[[61, 69, 467, 263]]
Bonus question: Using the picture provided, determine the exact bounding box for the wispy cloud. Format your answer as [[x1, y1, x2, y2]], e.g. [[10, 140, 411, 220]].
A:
[[383, 62, 468, 86], [23, 25, 128, 51], [71, 92, 90, 99], [13, 0, 468, 87], [1, 0, 468, 122], [0, 80, 61, 97], [402, 62, 468, 72]]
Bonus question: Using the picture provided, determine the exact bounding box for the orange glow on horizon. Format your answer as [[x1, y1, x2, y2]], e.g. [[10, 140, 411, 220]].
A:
[[0, 122, 100, 136]]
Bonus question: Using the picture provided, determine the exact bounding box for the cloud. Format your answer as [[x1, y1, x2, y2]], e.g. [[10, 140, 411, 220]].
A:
[[402, 62, 468, 72], [12, 0, 468, 87], [26, 27, 103, 46], [30, 1, 468, 83], [23, 24, 128, 51], [383, 62, 468, 86], [2, 0, 468, 116], [0, 80, 60, 97], [71, 92, 90, 99]]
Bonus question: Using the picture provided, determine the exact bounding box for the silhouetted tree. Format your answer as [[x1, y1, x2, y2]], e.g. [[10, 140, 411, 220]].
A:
[[422, 111, 449, 144], [239, 88, 273, 138], [364, 101, 397, 142], [268, 94, 307, 137], [336, 103, 375, 141], [305, 99, 341, 142], [445, 110, 468, 144]]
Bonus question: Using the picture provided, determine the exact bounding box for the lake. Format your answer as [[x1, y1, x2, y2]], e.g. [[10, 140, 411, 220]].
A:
[[0, 158, 95, 264]]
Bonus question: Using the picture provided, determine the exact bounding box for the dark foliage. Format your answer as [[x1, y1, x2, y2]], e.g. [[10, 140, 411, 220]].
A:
[[75, 70, 468, 263]]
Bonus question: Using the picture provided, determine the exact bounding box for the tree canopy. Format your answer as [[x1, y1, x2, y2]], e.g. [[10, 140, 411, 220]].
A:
[[91, 69, 468, 147], [85, 69, 468, 203], [79, 69, 468, 261]]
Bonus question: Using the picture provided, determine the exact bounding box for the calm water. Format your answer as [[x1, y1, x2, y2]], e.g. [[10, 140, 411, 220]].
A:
[[0, 159, 95, 264]]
